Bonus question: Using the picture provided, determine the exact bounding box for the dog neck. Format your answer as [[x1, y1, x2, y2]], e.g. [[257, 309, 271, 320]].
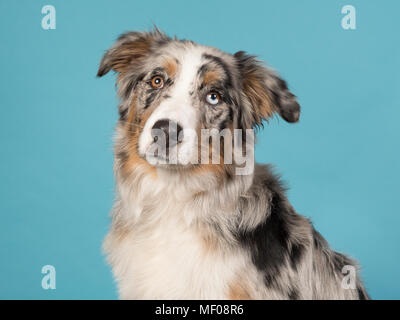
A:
[[114, 161, 257, 231]]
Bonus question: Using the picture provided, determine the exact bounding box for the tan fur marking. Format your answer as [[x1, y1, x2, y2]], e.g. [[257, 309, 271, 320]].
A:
[[228, 281, 251, 300], [115, 36, 152, 82], [243, 72, 274, 122], [121, 98, 157, 177], [163, 58, 178, 78], [203, 70, 223, 86], [195, 221, 220, 253]]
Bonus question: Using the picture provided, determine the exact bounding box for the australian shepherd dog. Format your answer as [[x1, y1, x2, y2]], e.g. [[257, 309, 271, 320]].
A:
[[97, 29, 369, 300]]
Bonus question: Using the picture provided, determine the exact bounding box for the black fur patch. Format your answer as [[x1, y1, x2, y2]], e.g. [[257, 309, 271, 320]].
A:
[[236, 168, 309, 292], [289, 243, 304, 271], [218, 107, 234, 131], [119, 106, 129, 120], [288, 287, 299, 300], [145, 92, 158, 109], [202, 54, 233, 88], [237, 193, 293, 288], [357, 286, 369, 300]]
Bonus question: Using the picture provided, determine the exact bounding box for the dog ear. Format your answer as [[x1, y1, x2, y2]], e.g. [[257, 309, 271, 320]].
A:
[[97, 29, 169, 77], [234, 51, 300, 128]]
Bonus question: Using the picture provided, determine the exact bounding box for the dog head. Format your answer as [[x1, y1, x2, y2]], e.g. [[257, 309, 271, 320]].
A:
[[98, 29, 300, 177]]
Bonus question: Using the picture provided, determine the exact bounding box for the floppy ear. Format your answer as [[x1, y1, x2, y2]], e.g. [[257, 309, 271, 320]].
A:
[[97, 29, 169, 77], [234, 51, 300, 128]]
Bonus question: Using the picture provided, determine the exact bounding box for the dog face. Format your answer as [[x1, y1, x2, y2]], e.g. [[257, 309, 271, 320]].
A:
[[98, 29, 300, 174]]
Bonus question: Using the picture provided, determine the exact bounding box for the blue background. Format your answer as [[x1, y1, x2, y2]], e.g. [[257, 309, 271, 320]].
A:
[[0, 0, 399, 299]]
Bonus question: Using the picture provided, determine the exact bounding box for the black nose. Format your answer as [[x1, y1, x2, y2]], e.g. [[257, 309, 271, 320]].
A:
[[151, 119, 183, 149]]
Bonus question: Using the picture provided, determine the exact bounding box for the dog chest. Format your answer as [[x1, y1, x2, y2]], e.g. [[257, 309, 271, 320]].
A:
[[106, 204, 249, 299]]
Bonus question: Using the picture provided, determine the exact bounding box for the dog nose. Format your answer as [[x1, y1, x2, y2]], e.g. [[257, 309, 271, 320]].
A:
[[151, 119, 183, 149]]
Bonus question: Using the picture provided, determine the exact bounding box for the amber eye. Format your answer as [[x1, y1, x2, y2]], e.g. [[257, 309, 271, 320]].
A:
[[206, 91, 221, 105], [150, 76, 164, 89]]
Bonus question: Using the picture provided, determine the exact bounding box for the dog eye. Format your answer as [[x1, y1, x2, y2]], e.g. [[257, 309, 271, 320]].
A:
[[150, 76, 164, 89], [206, 91, 220, 105]]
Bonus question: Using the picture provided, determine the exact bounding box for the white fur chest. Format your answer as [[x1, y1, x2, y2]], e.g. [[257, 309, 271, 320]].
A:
[[104, 191, 250, 300]]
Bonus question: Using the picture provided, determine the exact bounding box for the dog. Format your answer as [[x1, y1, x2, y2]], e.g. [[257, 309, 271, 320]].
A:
[[97, 29, 369, 299]]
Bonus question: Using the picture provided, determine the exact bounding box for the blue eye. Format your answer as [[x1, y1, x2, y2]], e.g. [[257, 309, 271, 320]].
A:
[[206, 92, 221, 105]]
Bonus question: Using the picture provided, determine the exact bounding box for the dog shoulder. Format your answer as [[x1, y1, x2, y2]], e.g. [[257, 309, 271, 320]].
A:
[[235, 164, 313, 298], [311, 228, 370, 299], [237, 164, 369, 299]]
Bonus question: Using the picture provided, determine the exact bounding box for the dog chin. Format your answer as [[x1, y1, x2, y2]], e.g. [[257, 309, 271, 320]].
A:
[[140, 141, 196, 169], [142, 152, 194, 170]]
